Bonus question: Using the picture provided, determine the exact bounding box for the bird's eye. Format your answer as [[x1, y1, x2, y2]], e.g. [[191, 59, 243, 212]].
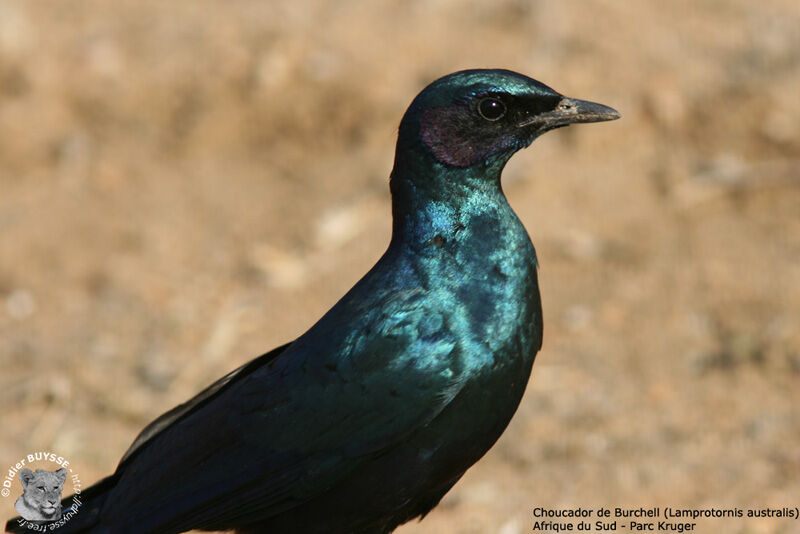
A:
[[477, 98, 506, 121]]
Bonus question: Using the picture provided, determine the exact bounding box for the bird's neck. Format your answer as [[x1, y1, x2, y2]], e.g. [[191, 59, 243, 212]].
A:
[[388, 153, 519, 249]]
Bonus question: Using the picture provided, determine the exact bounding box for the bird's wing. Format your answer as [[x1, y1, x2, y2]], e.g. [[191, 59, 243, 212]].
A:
[[117, 341, 292, 466], [112, 287, 471, 531]]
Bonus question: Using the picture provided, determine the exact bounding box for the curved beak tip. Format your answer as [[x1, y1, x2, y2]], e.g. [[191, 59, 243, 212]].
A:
[[602, 106, 621, 121], [604, 106, 621, 121]]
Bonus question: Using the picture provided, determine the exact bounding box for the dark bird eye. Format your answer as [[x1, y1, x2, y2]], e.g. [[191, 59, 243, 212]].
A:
[[477, 98, 506, 121]]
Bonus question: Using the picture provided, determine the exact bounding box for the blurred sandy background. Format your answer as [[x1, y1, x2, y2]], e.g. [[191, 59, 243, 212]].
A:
[[1, 1, 799, 532]]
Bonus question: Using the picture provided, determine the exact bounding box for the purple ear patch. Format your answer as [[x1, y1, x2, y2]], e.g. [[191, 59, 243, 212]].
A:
[[420, 106, 504, 168]]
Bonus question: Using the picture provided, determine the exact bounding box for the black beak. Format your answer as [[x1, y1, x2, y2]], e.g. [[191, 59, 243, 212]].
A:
[[519, 96, 620, 131], [553, 97, 620, 124]]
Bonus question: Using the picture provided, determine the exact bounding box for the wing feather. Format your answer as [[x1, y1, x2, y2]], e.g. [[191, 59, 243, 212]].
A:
[[106, 287, 471, 532]]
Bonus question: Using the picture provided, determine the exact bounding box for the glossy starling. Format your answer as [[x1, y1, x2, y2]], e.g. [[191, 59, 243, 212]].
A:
[[6, 69, 619, 534]]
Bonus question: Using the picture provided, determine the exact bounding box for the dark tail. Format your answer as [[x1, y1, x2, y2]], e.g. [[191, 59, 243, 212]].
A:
[[5, 475, 116, 533]]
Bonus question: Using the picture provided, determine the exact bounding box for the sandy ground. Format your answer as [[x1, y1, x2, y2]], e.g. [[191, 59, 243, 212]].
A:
[[1, 1, 799, 532]]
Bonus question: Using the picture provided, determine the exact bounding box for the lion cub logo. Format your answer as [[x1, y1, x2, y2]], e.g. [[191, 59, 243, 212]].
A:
[[15, 468, 66, 522]]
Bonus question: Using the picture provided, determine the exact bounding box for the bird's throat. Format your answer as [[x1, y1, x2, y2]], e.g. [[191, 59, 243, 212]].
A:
[[388, 157, 523, 257]]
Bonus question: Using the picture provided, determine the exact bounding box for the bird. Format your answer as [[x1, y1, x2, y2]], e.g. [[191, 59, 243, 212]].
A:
[[6, 69, 619, 534]]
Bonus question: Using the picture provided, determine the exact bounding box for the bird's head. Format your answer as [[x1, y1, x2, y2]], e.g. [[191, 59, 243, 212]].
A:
[[395, 69, 619, 173]]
